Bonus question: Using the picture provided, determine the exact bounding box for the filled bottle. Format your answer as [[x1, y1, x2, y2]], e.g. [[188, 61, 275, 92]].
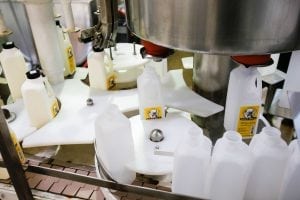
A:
[[87, 47, 115, 90], [244, 127, 289, 200], [172, 126, 212, 198], [94, 104, 136, 184], [0, 41, 27, 101], [224, 65, 262, 138], [55, 20, 76, 76], [137, 66, 165, 120], [207, 131, 253, 200], [21, 70, 59, 128], [279, 139, 300, 200]]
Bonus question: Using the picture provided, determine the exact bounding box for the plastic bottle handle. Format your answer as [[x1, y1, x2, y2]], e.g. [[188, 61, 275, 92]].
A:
[[103, 52, 114, 73]]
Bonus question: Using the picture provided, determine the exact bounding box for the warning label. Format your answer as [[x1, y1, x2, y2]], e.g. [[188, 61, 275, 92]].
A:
[[236, 105, 260, 138]]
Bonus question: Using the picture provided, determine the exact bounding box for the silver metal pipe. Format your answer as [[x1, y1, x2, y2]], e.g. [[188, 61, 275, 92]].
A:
[[125, 0, 300, 54], [192, 54, 238, 143], [80, 0, 118, 50]]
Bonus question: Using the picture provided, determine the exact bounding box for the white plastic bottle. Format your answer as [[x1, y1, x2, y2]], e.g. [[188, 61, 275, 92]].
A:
[[137, 66, 165, 120], [0, 41, 27, 101], [224, 65, 262, 138], [244, 127, 289, 200], [95, 104, 136, 184], [21, 70, 59, 129], [207, 131, 253, 200], [279, 140, 300, 200], [88, 48, 115, 90], [55, 20, 76, 76], [172, 126, 212, 198]]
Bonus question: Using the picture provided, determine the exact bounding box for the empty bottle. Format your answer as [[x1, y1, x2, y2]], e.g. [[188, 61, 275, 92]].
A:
[[88, 47, 115, 90], [207, 131, 253, 200], [172, 126, 212, 198], [224, 65, 262, 138], [21, 70, 59, 128], [137, 66, 165, 120], [279, 140, 300, 200], [244, 127, 289, 200], [56, 20, 76, 76], [95, 104, 136, 184], [0, 41, 27, 101]]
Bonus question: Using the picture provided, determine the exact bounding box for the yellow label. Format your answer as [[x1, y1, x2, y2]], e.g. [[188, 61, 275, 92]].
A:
[[144, 106, 163, 120], [66, 46, 76, 74], [236, 105, 260, 138], [10, 132, 26, 164], [51, 98, 60, 118], [106, 74, 116, 89]]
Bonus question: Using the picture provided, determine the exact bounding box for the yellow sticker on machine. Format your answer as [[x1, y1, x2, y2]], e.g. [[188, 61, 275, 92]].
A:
[[51, 98, 60, 118], [236, 105, 260, 138], [144, 106, 163, 120], [106, 74, 116, 89], [10, 132, 26, 164], [66, 46, 76, 74]]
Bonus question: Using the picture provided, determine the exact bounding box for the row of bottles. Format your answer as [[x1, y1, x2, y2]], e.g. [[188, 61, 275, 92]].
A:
[[0, 41, 60, 129], [172, 126, 299, 200]]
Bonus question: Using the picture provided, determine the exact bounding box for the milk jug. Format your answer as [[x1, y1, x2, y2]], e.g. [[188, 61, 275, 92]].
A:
[[137, 66, 165, 120], [95, 104, 135, 184], [55, 20, 76, 76], [0, 41, 27, 101], [279, 140, 300, 200], [244, 127, 289, 200], [21, 70, 59, 128], [224, 65, 262, 138], [207, 131, 253, 200], [172, 126, 212, 198], [88, 48, 115, 90]]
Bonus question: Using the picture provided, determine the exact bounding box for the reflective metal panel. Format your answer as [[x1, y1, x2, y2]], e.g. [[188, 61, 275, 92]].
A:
[[125, 0, 300, 54]]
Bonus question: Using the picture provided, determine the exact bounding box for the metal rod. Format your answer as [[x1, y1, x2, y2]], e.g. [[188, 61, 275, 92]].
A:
[[114, 43, 117, 51], [133, 42, 136, 55], [0, 110, 34, 200], [27, 165, 207, 200], [109, 46, 113, 60]]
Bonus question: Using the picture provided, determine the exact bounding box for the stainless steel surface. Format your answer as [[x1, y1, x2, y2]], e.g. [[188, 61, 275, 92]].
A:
[[0, 110, 34, 200], [192, 54, 237, 143], [80, 0, 118, 50], [149, 129, 164, 142], [269, 89, 292, 119], [125, 0, 300, 54], [0, 0, 97, 65], [27, 165, 206, 200]]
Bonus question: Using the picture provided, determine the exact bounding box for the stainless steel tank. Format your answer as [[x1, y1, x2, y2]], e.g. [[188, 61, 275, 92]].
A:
[[125, 0, 300, 55]]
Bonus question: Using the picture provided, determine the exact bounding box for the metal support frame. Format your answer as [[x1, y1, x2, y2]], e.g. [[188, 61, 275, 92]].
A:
[[27, 165, 206, 200], [0, 110, 34, 200], [0, 159, 206, 200]]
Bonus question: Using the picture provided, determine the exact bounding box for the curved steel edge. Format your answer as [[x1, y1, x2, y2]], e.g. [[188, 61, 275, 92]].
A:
[[125, 0, 300, 55]]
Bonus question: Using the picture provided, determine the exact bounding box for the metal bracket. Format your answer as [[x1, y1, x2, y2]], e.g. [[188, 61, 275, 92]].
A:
[[0, 110, 33, 200]]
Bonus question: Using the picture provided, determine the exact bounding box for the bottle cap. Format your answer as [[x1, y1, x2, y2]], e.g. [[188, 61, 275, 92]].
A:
[[2, 41, 15, 49], [55, 20, 61, 27], [93, 46, 104, 52], [26, 70, 41, 79]]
